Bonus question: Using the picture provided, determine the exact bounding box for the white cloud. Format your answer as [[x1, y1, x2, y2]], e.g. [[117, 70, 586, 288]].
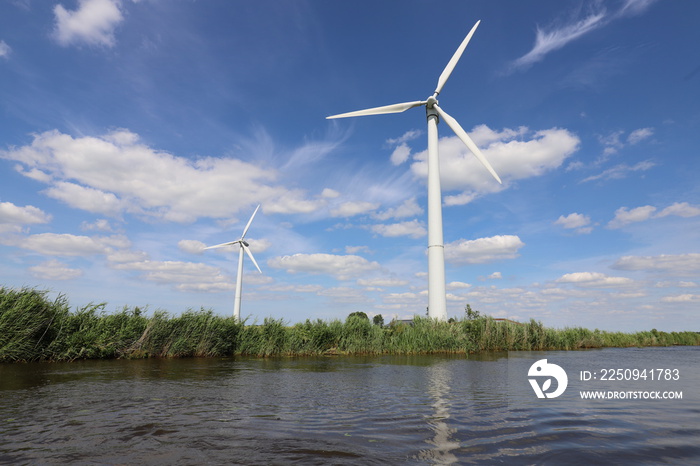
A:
[[488, 272, 502, 280], [357, 278, 408, 287], [321, 188, 340, 198], [330, 201, 379, 218], [469, 126, 529, 146], [106, 249, 148, 263], [582, 160, 656, 183], [556, 272, 633, 287], [656, 202, 700, 218], [661, 294, 700, 303], [382, 292, 419, 304], [113, 259, 234, 292], [264, 194, 326, 216], [178, 240, 206, 255], [607, 205, 656, 229], [4, 232, 121, 256], [373, 198, 423, 221], [390, 143, 411, 165], [443, 192, 479, 207], [0, 41, 11, 58], [45, 181, 124, 216], [29, 259, 82, 280], [613, 254, 700, 275], [627, 127, 654, 145], [371, 220, 426, 239], [554, 212, 592, 233], [2, 129, 331, 222], [317, 286, 370, 303], [445, 235, 525, 265], [345, 245, 371, 255], [80, 219, 114, 232], [268, 284, 323, 293], [0, 201, 51, 233], [655, 281, 698, 289], [411, 126, 579, 200], [267, 253, 381, 280], [446, 281, 472, 289], [606, 202, 700, 229], [53, 0, 124, 48], [246, 238, 271, 254]]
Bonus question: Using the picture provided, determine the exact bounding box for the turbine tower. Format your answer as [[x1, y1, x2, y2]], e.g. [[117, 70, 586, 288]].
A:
[[327, 20, 501, 321], [205, 205, 262, 321]]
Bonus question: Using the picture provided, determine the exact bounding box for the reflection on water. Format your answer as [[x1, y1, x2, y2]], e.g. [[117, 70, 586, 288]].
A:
[[420, 362, 459, 464], [0, 347, 697, 464]]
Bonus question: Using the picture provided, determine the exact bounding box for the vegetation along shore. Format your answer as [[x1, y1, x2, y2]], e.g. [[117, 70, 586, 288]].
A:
[[1, 287, 698, 363]]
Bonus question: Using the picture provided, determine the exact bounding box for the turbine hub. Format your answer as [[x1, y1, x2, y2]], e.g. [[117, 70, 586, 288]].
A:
[[426, 95, 438, 108]]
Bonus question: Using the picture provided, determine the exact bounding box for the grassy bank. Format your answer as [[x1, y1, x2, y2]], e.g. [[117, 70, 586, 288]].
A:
[[1, 287, 698, 362]]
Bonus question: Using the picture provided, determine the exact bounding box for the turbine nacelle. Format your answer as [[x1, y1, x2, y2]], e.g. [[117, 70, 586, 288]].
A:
[[426, 95, 439, 108]]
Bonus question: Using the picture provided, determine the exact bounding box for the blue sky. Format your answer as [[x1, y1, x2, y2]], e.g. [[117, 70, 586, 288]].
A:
[[1, 0, 698, 331]]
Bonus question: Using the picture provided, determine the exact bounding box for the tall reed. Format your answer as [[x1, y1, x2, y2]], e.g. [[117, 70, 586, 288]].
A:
[[1, 287, 698, 362]]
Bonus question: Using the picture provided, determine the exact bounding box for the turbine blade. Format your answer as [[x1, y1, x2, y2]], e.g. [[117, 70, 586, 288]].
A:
[[241, 204, 260, 239], [243, 244, 262, 273], [434, 20, 480, 96], [205, 240, 239, 250], [434, 105, 502, 184], [326, 101, 426, 119]]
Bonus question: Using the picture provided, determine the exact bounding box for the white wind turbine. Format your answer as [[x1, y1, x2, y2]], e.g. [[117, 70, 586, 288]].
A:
[[327, 20, 502, 321], [205, 205, 262, 321]]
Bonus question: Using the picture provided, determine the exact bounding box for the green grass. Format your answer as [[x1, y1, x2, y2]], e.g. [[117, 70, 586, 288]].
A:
[[1, 286, 698, 362]]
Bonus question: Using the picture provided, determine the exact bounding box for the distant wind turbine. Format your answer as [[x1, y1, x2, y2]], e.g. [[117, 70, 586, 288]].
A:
[[205, 205, 262, 321], [327, 20, 502, 321]]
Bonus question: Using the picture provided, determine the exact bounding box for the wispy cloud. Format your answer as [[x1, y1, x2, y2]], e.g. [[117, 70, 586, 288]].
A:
[[386, 130, 422, 146], [0, 41, 11, 59], [509, 0, 660, 72], [581, 160, 655, 183], [598, 127, 654, 158], [512, 11, 607, 71]]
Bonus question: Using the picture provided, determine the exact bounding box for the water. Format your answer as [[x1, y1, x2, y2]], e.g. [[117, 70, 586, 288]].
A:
[[0, 347, 697, 464]]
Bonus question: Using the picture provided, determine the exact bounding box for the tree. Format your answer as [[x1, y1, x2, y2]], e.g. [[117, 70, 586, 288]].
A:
[[347, 311, 369, 322], [465, 304, 481, 320], [373, 314, 384, 327]]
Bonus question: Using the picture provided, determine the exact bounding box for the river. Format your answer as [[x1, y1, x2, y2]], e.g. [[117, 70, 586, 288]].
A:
[[0, 346, 697, 464]]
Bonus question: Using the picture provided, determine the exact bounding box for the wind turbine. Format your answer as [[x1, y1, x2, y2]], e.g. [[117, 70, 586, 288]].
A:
[[327, 20, 502, 321], [205, 205, 262, 321]]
